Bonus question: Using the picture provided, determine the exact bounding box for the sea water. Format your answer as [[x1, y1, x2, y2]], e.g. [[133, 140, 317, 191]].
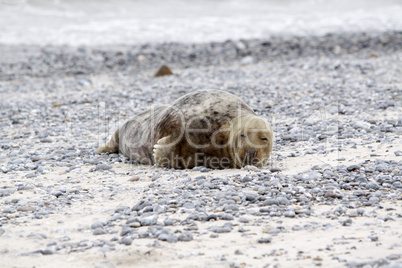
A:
[[0, 0, 401, 46]]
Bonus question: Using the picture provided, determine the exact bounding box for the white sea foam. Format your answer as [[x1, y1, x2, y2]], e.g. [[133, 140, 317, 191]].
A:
[[0, 0, 401, 46]]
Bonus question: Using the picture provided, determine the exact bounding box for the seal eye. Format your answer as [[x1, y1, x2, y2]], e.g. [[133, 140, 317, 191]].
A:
[[261, 137, 268, 141], [240, 134, 246, 138]]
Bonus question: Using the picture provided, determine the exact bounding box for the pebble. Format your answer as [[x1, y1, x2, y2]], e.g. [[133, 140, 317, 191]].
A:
[[158, 234, 178, 243], [234, 249, 243, 255], [268, 229, 281, 235], [140, 216, 158, 226], [342, 219, 353, 226], [244, 165, 260, 172], [224, 204, 239, 212], [120, 237, 133, 245], [245, 192, 258, 201], [283, 211, 296, 218], [238, 217, 250, 223], [386, 254, 400, 261], [257, 237, 272, 244], [178, 232, 193, 242], [95, 164, 112, 171], [40, 249, 55, 255], [17, 206, 35, 212], [93, 228, 107, 235], [91, 222, 105, 229], [242, 176, 253, 183]]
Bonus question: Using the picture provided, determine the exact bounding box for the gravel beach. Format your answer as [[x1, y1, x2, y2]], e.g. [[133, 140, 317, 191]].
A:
[[0, 31, 401, 267]]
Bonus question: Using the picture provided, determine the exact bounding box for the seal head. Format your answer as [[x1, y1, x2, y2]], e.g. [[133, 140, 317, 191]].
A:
[[230, 115, 274, 168]]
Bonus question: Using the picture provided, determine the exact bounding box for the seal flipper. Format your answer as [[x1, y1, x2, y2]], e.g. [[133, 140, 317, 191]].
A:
[[153, 135, 174, 167], [96, 129, 119, 154]]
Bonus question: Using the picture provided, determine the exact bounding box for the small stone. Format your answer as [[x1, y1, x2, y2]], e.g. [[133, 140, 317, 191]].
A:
[[292, 225, 303, 231], [121, 237, 133, 245], [245, 192, 258, 201], [17, 206, 35, 212], [257, 187, 268, 195], [357, 208, 365, 215], [140, 216, 157, 226], [132, 200, 152, 211], [223, 204, 239, 212], [195, 175, 206, 180], [2, 208, 15, 214], [242, 176, 253, 183], [96, 164, 112, 171], [206, 214, 218, 221], [262, 198, 278, 206], [158, 234, 178, 243], [268, 229, 281, 235], [91, 222, 105, 229], [41, 249, 55, 255], [178, 232, 193, 242], [238, 217, 249, 223], [244, 165, 260, 172], [258, 237, 272, 243], [93, 228, 107, 235], [128, 176, 140, 182], [386, 254, 400, 260], [394, 151, 402, 157], [346, 210, 358, 217], [270, 167, 281, 173], [220, 214, 234, 221], [138, 231, 150, 238], [375, 164, 387, 172], [128, 222, 141, 228], [200, 167, 211, 172], [347, 165, 360, 172], [324, 190, 343, 199], [240, 56, 254, 65], [211, 227, 232, 233], [163, 218, 174, 226], [284, 211, 295, 218], [50, 191, 63, 198], [153, 205, 166, 214], [341, 219, 353, 226], [120, 228, 134, 237], [235, 249, 243, 255], [188, 185, 197, 190], [1, 167, 10, 173], [59, 236, 70, 242], [154, 65, 173, 77], [367, 182, 380, 190]]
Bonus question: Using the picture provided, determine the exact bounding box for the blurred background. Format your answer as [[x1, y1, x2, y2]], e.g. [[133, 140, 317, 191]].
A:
[[1, 0, 402, 46]]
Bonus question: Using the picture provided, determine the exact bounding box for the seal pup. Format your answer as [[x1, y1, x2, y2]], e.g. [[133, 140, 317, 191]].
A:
[[97, 90, 274, 169]]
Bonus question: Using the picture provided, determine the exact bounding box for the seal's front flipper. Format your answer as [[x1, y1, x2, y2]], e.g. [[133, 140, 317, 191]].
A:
[[96, 129, 119, 154], [153, 135, 174, 167]]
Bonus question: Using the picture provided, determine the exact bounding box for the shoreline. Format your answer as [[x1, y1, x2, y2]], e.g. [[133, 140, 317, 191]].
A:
[[1, 30, 402, 81]]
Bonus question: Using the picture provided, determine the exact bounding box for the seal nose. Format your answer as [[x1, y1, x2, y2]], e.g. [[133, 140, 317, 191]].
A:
[[244, 150, 256, 164]]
